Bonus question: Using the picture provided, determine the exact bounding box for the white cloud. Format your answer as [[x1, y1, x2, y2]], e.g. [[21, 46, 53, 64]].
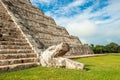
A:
[[39, 0, 50, 3], [52, 0, 85, 15], [52, 6, 98, 38], [67, 20, 97, 37], [65, 0, 85, 9], [31, 0, 120, 44], [106, 29, 120, 36], [47, 0, 119, 44], [30, 0, 51, 5]]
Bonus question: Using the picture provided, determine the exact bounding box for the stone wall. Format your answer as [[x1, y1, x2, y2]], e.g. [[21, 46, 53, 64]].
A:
[[1, 0, 94, 57]]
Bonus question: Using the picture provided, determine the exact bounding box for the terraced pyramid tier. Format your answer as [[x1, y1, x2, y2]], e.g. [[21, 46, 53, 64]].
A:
[[0, 0, 94, 72], [0, 0, 39, 72], [1, 0, 93, 56]]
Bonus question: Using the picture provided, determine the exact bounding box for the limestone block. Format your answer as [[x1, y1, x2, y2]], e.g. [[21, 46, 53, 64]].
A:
[[40, 43, 84, 70], [53, 57, 84, 70]]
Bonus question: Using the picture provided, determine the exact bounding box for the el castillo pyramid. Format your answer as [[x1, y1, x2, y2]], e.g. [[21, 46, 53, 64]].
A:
[[0, 0, 94, 72]]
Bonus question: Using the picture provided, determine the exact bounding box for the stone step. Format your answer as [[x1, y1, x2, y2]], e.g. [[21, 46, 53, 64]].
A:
[[0, 38, 27, 42], [0, 28, 23, 33], [0, 58, 38, 66], [0, 49, 34, 54], [0, 32, 25, 36], [5, 35, 25, 39], [0, 62, 39, 72], [0, 53, 37, 60], [0, 45, 32, 49], [0, 33, 24, 38], [0, 41, 29, 46], [0, 37, 26, 41]]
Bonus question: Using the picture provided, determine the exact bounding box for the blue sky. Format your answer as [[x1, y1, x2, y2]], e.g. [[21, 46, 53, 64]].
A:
[[30, 0, 120, 45]]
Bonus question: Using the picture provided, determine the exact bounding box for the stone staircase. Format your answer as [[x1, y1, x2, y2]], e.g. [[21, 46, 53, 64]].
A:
[[0, 37, 38, 72], [0, 36, 38, 72], [0, 1, 39, 72]]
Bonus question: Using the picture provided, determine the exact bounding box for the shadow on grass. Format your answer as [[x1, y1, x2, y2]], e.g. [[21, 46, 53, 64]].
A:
[[84, 65, 94, 71]]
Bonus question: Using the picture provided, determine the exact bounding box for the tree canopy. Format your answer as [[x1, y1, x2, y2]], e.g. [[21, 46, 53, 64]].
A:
[[90, 42, 120, 54]]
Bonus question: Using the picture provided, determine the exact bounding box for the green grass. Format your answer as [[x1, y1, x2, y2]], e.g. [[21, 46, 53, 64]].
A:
[[0, 54, 120, 80]]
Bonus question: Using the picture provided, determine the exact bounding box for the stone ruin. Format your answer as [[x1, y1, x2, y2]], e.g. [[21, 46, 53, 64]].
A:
[[0, 0, 94, 72], [41, 43, 84, 70]]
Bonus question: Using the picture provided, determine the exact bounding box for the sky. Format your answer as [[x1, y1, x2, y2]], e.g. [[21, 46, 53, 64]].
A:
[[30, 0, 120, 45]]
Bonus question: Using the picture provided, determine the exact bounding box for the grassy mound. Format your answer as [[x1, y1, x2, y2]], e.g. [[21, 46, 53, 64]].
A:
[[0, 54, 120, 80]]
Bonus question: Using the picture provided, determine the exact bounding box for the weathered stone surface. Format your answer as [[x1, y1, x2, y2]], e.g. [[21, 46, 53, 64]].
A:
[[40, 43, 84, 70], [0, 0, 94, 56]]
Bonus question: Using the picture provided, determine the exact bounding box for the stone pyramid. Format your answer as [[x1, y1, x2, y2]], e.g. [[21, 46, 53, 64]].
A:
[[0, 0, 93, 72]]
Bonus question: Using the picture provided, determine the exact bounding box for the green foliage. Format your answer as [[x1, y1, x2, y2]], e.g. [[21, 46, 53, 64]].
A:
[[91, 42, 120, 54], [0, 54, 120, 80], [106, 42, 119, 53]]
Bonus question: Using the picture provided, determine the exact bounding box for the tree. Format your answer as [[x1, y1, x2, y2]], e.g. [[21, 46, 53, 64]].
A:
[[106, 42, 119, 53], [93, 45, 105, 54], [90, 42, 120, 54], [117, 46, 120, 53]]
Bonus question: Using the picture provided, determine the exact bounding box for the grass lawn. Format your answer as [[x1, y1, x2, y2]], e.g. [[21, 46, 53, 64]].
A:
[[0, 54, 120, 80]]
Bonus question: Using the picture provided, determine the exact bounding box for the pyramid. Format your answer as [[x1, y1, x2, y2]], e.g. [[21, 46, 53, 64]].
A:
[[0, 0, 94, 72]]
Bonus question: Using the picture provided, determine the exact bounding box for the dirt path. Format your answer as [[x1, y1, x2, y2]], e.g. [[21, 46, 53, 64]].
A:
[[63, 54, 106, 59]]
